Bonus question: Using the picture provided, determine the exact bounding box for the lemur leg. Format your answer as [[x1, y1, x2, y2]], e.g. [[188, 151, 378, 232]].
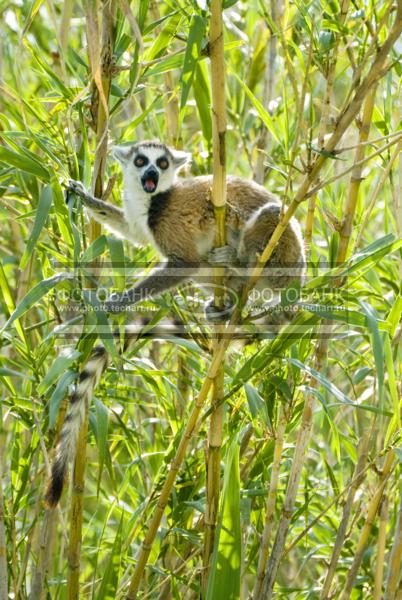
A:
[[240, 202, 305, 292], [67, 180, 130, 239], [105, 256, 192, 313]]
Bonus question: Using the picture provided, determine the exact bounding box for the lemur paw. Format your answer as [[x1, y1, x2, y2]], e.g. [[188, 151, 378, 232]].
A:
[[207, 245, 237, 268], [67, 179, 87, 198], [204, 299, 235, 324]]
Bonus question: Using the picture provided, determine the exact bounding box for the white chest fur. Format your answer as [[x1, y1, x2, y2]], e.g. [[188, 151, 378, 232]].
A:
[[123, 186, 155, 247]]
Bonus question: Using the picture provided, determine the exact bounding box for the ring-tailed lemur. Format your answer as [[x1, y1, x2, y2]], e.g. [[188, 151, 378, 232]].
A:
[[68, 140, 305, 320], [45, 140, 305, 506]]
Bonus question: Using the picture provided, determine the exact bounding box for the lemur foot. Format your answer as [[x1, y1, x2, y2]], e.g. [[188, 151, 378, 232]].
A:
[[204, 299, 235, 324], [207, 245, 237, 268]]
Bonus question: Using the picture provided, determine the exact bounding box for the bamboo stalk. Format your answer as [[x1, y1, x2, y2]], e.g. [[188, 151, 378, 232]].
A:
[[320, 435, 370, 598], [339, 450, 395, 600], [66, 3, 115, 597], [337, 85, 377, 263], [0, 409, 8, 600], [202, 370, 225, 590], [202, 0, 228, 589], [126, 343, 227, 599], [253, 403, 286, 599], [305, 0, 350, 249], [66, 406, 90, 600], [261, 335, 328, 598], [384, 491, 402, 600], [355, 140, 402, 249], [374, 495, 389, 600], [151, 1, 180, 148], [255, 0, 278, 184]]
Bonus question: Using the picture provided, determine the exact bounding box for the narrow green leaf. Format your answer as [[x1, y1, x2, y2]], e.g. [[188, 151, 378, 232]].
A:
[[38, 348, 81, 396], [179, 15, 207, 118], [49, 370, 77, 429], [359, 300, 384, 404], [22, 0, 45, 35], [2, 273, 74, 332], [95, 398, 109, 494], [206, 438, 241, 600], [0, 145, 49, 180], [193, 62, 212, 144], [20, 185, 53, 269], [96, 512, 123, 599], [231, 71, 281, 144]]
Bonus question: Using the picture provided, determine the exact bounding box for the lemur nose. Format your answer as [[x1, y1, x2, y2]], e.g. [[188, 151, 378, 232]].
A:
[[144, 166, 158, 178]]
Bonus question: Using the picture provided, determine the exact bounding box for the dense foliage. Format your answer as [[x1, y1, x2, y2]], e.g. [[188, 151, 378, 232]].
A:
[[0, 0, 401, 598]]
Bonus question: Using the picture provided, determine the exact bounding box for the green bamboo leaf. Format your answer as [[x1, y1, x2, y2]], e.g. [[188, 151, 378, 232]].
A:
[[193, 61, 212, 144], [231, 71, 281, 144], [83, 291, 119, 362], [52, 177, 74, 245], [0, 367, 33, 378], [290, 358, 353, 405], [145, 12, 182, 61], [96, 512, 123, 599], [359, 301, 384, 404], [347, 235, 401, 273], [49, 370, 77, 429], [0, 145, 49, 180], [386, 295, 402, 337], [180, 15, 207, 117], [107, 237, 126, 292], [20, 185, 53, 269], [1, 273, 74, 332], [94, 398, 109, 494], [22, 0, 45, 35], [38, 348, 81, 396], [80, 235, 108, 265], [384, 335, 400, 430], [206, 438, 241, 600]]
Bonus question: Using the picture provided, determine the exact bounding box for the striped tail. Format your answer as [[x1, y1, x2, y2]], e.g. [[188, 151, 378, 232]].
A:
[[45, 346, 108, 507]]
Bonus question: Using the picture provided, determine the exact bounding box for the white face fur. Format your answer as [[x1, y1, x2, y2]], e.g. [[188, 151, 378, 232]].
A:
[[113, 142, 190, 196]]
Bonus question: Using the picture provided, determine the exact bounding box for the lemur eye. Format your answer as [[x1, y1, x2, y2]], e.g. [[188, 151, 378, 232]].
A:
[[134, 155, 148, 168], [157, 157, 169, 170]]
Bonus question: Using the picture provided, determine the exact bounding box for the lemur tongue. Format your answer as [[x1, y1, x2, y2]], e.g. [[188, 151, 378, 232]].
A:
[[144, 179, 156, 192]]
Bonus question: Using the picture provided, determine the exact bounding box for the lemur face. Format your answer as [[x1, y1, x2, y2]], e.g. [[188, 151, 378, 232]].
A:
[[113, 142, 190, 195]]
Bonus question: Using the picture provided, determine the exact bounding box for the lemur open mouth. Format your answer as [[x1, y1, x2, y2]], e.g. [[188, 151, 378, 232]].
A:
[[141, 168, 159, 194], [143, 179, 157, 193]]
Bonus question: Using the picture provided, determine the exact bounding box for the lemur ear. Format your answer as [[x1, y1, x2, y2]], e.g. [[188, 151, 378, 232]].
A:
[[112, 145, 135, 165], [171, 150, 191, 169]]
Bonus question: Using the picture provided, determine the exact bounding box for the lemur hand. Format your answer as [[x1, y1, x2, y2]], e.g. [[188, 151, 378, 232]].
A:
[[67, 179, 89, 199]]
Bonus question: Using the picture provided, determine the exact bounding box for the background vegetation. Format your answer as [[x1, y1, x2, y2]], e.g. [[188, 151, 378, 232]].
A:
[[0, 0, 401, 598]]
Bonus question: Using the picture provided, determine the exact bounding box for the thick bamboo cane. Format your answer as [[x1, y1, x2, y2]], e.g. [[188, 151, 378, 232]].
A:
[[253, 404, 286, 599], [67, 2, 115, 598], [384, 490, 402, 599], [374, 495, 389, 600], [202, 0, 228, 588]]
